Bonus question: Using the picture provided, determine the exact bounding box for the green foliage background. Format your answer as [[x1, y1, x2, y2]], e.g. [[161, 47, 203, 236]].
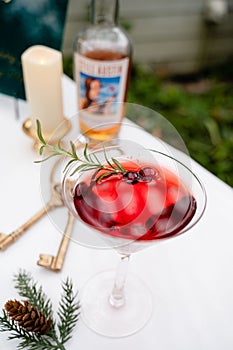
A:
[[127, 64, 233, 187], [63, 58, 233, 187]]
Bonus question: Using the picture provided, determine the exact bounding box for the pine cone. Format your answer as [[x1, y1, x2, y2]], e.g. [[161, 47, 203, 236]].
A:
[[5, 300, 51, 335]]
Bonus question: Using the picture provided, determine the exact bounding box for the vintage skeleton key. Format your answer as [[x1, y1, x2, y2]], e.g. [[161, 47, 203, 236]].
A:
[[37, 211, 75, 272], [0, 182, 64, 251]]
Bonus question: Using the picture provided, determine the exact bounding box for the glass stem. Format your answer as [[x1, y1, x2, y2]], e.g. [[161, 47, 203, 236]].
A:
[[109, 254, 130, 308]]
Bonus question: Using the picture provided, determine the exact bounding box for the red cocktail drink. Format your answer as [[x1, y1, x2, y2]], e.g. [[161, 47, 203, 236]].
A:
[[73, 161, 197, 242]]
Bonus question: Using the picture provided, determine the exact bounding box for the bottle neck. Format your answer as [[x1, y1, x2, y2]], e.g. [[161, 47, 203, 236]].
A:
[[91, 0, 119, 25]]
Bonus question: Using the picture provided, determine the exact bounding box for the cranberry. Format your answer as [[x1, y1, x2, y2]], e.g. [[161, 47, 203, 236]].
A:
[[123, 171, 140, 184], [139, 167, 157, 182]]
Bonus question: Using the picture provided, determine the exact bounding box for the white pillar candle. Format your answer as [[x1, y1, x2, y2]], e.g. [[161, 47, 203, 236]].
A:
[[21, 45, 64, 133]]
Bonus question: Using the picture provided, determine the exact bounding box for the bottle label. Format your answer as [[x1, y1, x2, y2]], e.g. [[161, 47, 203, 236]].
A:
[[74, 53, 129, 131]]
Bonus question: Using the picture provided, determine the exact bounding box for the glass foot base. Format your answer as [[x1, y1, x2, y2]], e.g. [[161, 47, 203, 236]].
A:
[[80, 269, 153, 338]]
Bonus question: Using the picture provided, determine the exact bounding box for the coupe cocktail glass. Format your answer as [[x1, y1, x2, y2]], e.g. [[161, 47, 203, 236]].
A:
[[62, 137, 206, 337]]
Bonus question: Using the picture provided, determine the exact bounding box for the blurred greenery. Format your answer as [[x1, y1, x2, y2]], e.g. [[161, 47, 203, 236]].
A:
[[63, 58, 233, 187], [127, 64, 233, 187]]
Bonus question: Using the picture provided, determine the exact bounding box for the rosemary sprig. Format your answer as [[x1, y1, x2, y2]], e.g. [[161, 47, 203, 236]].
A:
[[0, 270, 80, 350], [35, 119, 126, 181]]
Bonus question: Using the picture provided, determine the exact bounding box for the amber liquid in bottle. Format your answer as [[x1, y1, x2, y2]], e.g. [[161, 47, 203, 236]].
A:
[[78, 50, 130, 141], [73, 0, 132, 141]]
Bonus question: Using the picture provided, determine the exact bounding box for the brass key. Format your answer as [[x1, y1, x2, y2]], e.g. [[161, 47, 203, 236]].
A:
[[37, 211, 75, 272], [0, 182, 64, 251]]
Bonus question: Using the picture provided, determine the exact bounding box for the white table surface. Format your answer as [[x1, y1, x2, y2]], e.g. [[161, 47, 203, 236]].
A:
[[0, 75, 233, 350]]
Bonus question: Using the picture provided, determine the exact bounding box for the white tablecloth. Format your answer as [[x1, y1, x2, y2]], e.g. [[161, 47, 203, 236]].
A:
[[0, 76, 233, 350]]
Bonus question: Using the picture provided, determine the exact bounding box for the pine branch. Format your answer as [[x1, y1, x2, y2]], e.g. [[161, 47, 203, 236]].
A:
[[0, 271, 80, 350], [13, 270, 53, 321], [17, 333, 55, 350], [57, 278, 81, 344], [0, 310, 54, 350]]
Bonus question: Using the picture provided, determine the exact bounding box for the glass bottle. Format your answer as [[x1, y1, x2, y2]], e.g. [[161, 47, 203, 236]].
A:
[[73, 0, 132, 141]]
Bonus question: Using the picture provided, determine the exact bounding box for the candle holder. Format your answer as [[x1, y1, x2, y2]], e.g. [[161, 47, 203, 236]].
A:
[[22, 117, 71, 152]]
